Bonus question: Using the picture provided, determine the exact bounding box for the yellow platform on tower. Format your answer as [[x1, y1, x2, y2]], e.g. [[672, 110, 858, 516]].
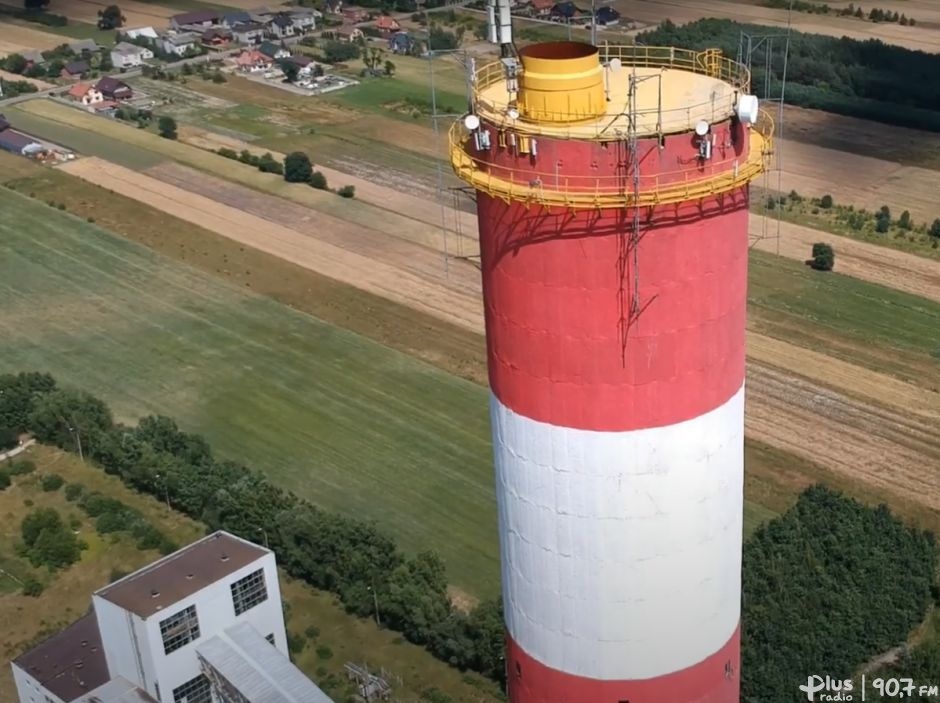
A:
[[473, 44, 749, 139]]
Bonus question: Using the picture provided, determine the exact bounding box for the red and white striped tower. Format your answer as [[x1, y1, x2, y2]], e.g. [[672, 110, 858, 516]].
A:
[[450, 41, 771, 702]]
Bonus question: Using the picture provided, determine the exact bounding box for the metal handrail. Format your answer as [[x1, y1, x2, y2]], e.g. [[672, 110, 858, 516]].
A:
[[449, 109, 774, 210]]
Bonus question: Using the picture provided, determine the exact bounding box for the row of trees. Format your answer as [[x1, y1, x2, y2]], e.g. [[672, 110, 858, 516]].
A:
[[766, 1, 918, 24], [0, 372, 506, 684], [742, 486, 937, 701], [638, 19, 940, 131]]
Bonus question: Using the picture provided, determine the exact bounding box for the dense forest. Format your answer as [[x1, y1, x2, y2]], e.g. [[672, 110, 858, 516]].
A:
[[637, 18, 940, 131], [742, 486, 937, 701], [2, 372, 936, 694]]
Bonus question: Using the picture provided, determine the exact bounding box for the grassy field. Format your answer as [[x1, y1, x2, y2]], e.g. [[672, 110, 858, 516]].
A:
[[0, 445, 504, 703], [748, 250, 940, 383], [0, 171, 788, 598]]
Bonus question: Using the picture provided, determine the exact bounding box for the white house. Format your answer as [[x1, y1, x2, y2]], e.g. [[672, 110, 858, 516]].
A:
[[66, 82, 105, 107], [110, 41, 154, 68], [289, 9, 319, 32], [160, 31, 199, 56], [122, 25, 159, 40], [11, 532, 334, 703]]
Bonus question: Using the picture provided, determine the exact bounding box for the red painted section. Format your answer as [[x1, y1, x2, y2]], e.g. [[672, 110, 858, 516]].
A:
[[506, 625, 741, 703], [477, 190, 748, 432], [476, 119, 750, 196]]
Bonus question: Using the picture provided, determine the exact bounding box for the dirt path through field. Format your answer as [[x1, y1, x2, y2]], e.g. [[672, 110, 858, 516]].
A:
[[61, 157, 485, 331]]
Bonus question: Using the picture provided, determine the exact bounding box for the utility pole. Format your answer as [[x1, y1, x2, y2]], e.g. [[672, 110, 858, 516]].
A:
[[155, 473, 171, 509], [368, 582, 381, 627], [256, 527, 269, 549]]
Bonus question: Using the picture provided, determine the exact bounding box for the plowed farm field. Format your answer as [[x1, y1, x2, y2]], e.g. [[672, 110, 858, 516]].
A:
[[0, 24, 66, 56]]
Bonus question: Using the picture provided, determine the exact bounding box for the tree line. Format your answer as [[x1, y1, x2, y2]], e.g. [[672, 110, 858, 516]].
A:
[[0, 372, 506, 685], [2, 372, 935, 695], [638, 18, 940, 131]]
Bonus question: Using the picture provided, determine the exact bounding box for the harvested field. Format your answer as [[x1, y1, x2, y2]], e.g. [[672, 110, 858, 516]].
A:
[[0, 24, 66, 55], [750, 218, 940, 304], [770, 137, 940, 225], [61, 157, 485, 332], [0, 67, 53, 89], [46, 0, 176, 27], [614, 0, 940, 52]]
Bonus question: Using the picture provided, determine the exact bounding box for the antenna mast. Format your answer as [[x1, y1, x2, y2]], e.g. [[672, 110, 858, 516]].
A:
[[487, 0, 515, 57]]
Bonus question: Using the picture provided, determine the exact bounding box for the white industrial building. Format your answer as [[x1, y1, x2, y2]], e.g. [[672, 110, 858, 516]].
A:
[[11, 531, 334, 703]]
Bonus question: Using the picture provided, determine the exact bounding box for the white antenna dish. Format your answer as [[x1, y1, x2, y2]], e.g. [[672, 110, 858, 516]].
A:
[[695, 120, 710, 137], [507, 107, 519, 120], [737, 94, 759, 124], [463, 114, 481, 130], [609, 58, 621, 71]]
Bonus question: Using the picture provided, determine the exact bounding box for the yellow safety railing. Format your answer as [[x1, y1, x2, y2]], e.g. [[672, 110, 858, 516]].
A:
[[449, 109, 774, 210], [472, 46, 751, 140]]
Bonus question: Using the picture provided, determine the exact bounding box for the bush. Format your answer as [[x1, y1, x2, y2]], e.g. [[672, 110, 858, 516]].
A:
[[308, 171, 328, 190], [80, 492, 125, 517], [0, 426, 17, 450], [421, 689, 453, 703], [157, 116, 177, 140], [64, 482, 85, 502], [929, 219, 940, 239], [820, 194, 833, 209], [40, 473, 64, 492], [217, 147, 238, 160], [809, 242, 835, 271], [9, 460, 35, 476], [0, 471, 10, 491], [110, 567, 129, 582], [21, 508, 83, 570], [257, 153, 283, 175], [875, 217, 890, 233], [315, 644, 333, 660], [21, 576, 44, 597], [287, 631, 306, 654], [95, 509, 134, 534], [337, 185, 355, 198], [304, 624, 320, 640], [284, 152, 313, 183]]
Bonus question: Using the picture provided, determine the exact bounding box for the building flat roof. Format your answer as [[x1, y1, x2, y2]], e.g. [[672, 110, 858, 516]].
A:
[[78, 676, 158, 702], [95, 532, 267, 618], [12, 614, 109, 702]]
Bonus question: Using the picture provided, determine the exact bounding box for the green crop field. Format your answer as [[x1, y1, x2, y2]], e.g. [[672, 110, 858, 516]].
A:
[[0, 186, 780, 598]]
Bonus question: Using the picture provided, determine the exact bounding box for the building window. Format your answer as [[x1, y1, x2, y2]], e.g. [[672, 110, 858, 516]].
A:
[[172, 674, 212, 703], [230, 568, 267, 616], [265, 633, 275, 645], [160, 604, 201, 655]]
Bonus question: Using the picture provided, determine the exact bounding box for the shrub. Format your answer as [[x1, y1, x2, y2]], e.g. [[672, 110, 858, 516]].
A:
[[80, 492, 125, 517], [307, 171, 328, 190], [304, 624, 320, 640], [929, 219, 940, 239], [810, 242, 835, 271], [257, 153, 283, 175], [217, 147, 238, 160], [21, 508, 83, 570], [898, 210, 913, 230], [315, 644, 333, 660], [0, 471, 10, 491], [21, 576, 44, 597], [9, 460, 35, 476], [95, 509, 134, 534], [764, 196, 776, 210], [110, 567, 128, 582], [421, 689, 453, 703], [64, 482, 85, 502], [284, 152, 313, 183], [157, 116, 178, 140], [875, 217, 890, 234], [287, 631, 306, 654], [337, 185, 355, 198], [40, 473, 64, 492], [820, 194, 833, 208]]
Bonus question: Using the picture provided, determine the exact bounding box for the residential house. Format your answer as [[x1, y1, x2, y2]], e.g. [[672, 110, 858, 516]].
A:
[[594, 5, 620, 24], [122, 25, 158, 39], [67, 82, 105, 106], [110, 41, 154, 68], [222, 10, 251, 27], [67, 38, 100, 55], [333, 26, 364, 42], [232, 22, 267, 45], [235, 49, 271, 72], [161, 31, 200, 56], [95, 76, 133, 100], [60, 60, 89, 80], [388, 30, 413, 54], [374, 14, 400, 34], [11, 532, 336, 703], [170, 9, 220, 29], [258, 40, 290, 61], [269, 13, 296, 39], [529, 0, 554, 16], [550, 0, 587, 20], [283, 53, 313, 77], [341, 7, 369, 22], [202, 27, 233, 47], [289, 8, 319, 32]]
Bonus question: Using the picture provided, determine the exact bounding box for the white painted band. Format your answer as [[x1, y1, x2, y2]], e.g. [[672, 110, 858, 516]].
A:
[[492, 385, 744, 680]]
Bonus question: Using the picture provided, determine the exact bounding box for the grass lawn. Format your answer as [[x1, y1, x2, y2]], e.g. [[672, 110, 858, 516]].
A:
[[0, 445, 503, 703], [32, 21, 117, 46], [329, 74, 467, 120]]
